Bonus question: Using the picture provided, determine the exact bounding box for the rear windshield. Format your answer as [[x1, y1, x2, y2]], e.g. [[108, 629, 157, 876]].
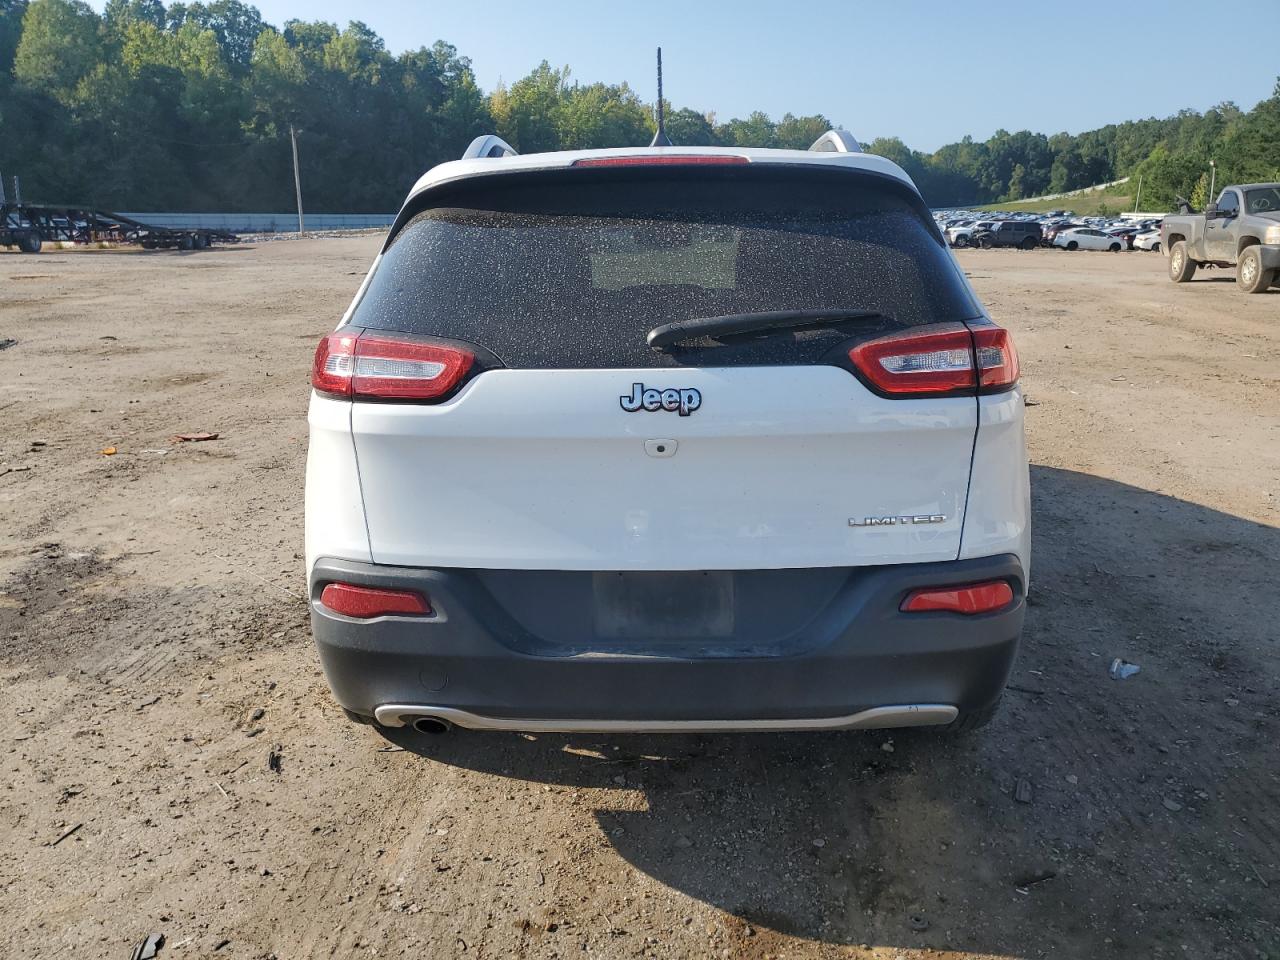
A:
[[350, 168, 980, 368]]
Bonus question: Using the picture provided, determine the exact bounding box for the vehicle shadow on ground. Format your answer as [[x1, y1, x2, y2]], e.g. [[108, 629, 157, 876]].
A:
[[1189, 273, 1278, 289], [380, 465, 1280, 958]]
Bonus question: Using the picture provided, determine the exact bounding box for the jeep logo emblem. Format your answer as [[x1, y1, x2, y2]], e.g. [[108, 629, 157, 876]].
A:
[[620, 383, 702, 417]]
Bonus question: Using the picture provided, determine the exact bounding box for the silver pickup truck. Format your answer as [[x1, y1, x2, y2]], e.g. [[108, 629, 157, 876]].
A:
[[1162, 183, 1280, 293]]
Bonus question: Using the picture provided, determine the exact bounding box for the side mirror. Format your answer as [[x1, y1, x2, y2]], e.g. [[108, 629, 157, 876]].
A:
[[1204, 203, 1220, 219]]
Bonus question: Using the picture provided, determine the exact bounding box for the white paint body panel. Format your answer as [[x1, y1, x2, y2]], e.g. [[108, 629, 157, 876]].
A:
[[305, 395, 370, 573], [959, 389, 1031, 577], [307, 143, 1030, 582], [348, 367, 978, 571]]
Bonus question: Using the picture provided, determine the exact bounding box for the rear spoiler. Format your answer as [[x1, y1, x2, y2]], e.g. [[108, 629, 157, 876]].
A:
[[460, 128, 862, 160]]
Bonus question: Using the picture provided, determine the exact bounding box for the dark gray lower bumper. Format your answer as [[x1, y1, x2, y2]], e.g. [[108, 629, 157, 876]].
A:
[[308, 555, 1025, 728]]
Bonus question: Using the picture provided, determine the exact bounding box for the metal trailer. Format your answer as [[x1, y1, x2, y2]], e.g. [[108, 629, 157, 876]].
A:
[[0, 203, 239, 253]]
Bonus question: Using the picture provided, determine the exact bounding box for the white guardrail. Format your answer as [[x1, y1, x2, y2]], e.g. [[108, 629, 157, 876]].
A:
[[119, 213, 395, 233]]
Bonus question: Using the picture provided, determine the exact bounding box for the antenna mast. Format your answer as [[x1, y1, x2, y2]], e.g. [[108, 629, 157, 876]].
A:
[[649, 47, 672, 147]]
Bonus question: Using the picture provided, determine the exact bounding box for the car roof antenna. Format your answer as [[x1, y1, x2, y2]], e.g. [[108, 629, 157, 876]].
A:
[[649, 47, 673, 147]]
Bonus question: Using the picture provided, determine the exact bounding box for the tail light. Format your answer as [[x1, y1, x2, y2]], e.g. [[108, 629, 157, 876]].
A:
[[972, 326, 1019, 390], [848, 324, 976, 395], [901, 580, 1014, 615], [312, 331, 473, 402], [319, 582, 432, 618], [847, 322, 1019, 397]]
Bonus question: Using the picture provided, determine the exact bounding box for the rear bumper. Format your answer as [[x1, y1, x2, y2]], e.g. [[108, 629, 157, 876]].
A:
[[309, 554, 1025, 730]]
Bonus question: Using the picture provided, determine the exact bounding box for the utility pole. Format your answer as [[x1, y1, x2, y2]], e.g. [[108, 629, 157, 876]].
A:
[[1132, 175, 1142, 213], [290, 124, 305, 234], [0, 170, 6, 204], [1208, 159, 1216, 206], [12, 175, 20, 206]]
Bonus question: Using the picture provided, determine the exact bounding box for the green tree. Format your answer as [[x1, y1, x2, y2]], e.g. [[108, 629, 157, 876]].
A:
[[3, 4, 1277, 215], [103, 0, 164, 31], [559, 80, 651, 149], [0, 0, 28, 75], [167, 0, 263, 70], [1214, 80, 1280, 184], [492, 61, 569, 153], [716, 110, 775, 147], [247, 26, 304, 132], [13, 0, 103, 104], [773, 113, 830, 150], [1189, 172, 1209, 210], [663, 106, 717, 145], [1005, 163, 1027, 200]]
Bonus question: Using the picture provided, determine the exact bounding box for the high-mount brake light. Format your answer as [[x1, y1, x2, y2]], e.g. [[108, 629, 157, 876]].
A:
[[901, 581, 1014, 615], [848, 324, 976, 395], [971, 326, 1020, 390], [312, 332, 474, 402], [571, 155, 749, 167], [319, 582, 432, 619]]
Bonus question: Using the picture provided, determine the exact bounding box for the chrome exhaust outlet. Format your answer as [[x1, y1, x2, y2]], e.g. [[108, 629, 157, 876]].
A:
[[410, 715, 452, 735]]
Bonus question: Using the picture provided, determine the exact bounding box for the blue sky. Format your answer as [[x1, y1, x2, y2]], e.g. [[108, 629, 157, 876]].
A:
[[92, 0, 1278, 151]]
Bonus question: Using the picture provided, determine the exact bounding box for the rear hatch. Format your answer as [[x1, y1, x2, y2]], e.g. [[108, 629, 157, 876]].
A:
[[342, 163, 986, 571]]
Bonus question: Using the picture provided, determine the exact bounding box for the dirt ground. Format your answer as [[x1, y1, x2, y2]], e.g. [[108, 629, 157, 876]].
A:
[[1, 239, 1277, 960]]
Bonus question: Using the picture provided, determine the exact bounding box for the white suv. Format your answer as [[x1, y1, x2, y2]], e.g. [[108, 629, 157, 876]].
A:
[[306, 131, 1030, 735]]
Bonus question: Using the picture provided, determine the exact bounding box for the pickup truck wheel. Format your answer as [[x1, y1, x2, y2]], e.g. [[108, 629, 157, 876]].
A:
[[1237, 246, 1274, 294], [1169, 241, 1197, 282]]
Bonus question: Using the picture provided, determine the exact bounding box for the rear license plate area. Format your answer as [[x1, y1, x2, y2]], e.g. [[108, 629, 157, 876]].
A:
[[592, 571, 735, 640]]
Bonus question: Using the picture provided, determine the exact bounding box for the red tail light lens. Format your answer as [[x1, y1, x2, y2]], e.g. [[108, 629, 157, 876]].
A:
[[847, 323, 1019, 396], [312, 331, 474, 402], [350, 334, 473, 400], [319, 582, 432, 618], [312, 331, 358, 396], [848, 324, 976, 395], [901, 580, 1014, 615], [972, 326, 1019, 390], [571, 155, 749, 167]]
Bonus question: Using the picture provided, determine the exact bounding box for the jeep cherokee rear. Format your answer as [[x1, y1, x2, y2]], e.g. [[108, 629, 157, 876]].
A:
[[306, 133, 1030, 734]]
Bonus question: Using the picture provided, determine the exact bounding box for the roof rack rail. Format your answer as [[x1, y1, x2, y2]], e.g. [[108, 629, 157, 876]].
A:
[[808, 130, 862, 154], [462, 135, 518, 160]]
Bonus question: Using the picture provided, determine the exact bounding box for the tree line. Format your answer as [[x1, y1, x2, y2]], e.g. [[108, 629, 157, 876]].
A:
[[1, 0, 1277, 213]]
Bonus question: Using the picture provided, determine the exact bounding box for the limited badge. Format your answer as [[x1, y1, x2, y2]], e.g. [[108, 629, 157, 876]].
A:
[[849, 515, 947, 527]]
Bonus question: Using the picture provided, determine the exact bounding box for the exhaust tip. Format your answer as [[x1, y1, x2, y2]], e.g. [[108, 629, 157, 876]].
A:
[[411, 716, 452, 735]]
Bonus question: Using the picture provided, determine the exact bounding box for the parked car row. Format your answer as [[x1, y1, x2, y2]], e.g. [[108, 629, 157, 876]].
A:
[[935, 209, 1166, 253]]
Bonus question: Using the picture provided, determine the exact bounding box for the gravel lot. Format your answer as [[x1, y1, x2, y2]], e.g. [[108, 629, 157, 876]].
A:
[[1, 239, 1277, 960]]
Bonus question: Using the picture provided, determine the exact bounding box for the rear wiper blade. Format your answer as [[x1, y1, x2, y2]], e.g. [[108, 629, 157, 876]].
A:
[[647, 309, 888, 350]]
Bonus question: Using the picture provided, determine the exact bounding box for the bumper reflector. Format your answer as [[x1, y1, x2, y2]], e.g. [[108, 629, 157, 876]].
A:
[[319, 582, 432, 619], [901, 580, 1014, 615]]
